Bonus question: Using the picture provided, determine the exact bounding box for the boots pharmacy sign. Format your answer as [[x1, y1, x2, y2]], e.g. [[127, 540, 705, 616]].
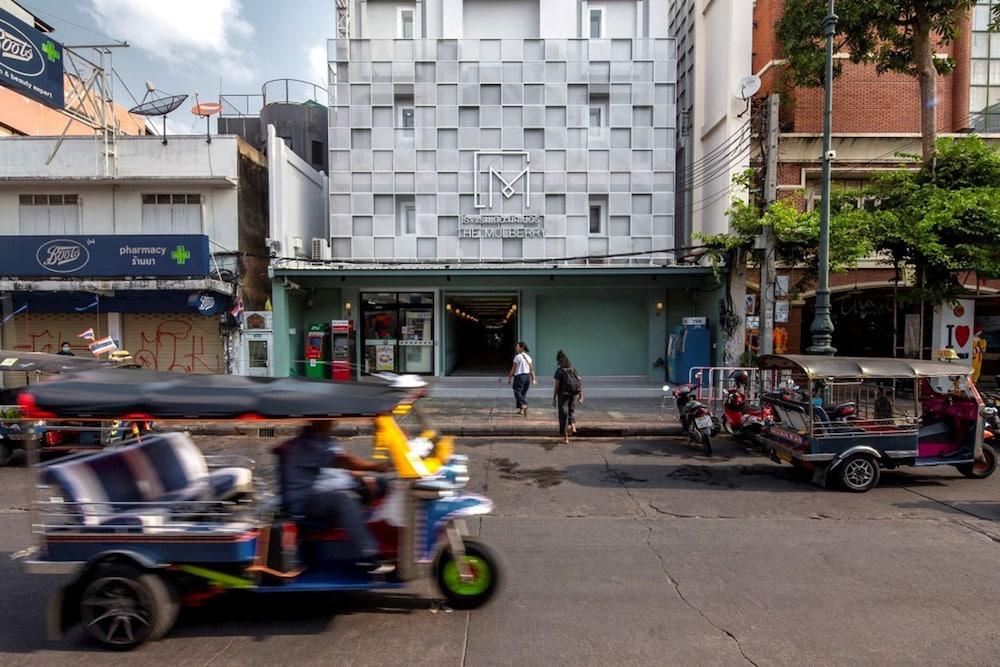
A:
[[463, 151, 544, 238], [0, 235, 210, 278], [0, 8, 64, 109]]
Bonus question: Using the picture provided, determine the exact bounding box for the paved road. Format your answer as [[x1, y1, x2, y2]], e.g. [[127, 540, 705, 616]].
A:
[[1, 435, 1000, 665]]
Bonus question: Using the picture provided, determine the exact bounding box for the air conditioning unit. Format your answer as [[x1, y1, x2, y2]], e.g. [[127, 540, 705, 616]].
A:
[[311, 237, 331, 260], [286, 235, 305, 258]]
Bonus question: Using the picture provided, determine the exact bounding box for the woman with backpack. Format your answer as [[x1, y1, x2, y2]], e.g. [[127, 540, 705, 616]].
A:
[[507, 341, 537, 416], [552, 350, 583, 444]]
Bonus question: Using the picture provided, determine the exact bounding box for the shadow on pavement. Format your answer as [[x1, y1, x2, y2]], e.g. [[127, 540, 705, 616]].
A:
[[0, 552, 436, 653]]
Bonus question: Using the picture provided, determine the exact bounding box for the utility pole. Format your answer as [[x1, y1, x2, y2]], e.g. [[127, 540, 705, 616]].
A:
[[808, 0, 837, 356], [759, 93, 779, 356]]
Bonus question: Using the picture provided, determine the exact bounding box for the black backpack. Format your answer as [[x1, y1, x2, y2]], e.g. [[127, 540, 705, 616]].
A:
[[562, 367, 582, 395]]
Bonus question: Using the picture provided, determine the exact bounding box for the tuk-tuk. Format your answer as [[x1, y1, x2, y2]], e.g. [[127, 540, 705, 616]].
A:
[[16, 368, 501, 649], [0, 349, 143, 465], [756, 354, 997, 492]]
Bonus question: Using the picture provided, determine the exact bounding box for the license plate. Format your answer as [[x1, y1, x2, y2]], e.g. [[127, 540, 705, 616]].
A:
[[694, 415, 713, 429]]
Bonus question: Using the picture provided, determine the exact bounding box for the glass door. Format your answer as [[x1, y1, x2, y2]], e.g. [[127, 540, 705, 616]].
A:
[[243, 331, 273, 377], [400, 307, 433, 373], [360, 291, 435, 375]]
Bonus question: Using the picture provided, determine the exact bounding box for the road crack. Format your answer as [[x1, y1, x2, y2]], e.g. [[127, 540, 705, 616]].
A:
[[593, 444, 758, 666]]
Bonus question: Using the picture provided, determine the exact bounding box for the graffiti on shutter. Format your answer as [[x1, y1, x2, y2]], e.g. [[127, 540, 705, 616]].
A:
[[125, 316, 223, 373]]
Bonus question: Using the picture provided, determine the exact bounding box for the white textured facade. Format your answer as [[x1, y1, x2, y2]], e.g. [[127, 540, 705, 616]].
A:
[[326, 0, 677, 265]]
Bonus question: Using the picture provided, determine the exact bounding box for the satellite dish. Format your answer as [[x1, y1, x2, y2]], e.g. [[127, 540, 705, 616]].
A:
[[191, 101, 222, 116], [129, 94, 187, 116], [128, 88, 189, 144], [734, 75, 762, 101], [191, 94, 222, 143]]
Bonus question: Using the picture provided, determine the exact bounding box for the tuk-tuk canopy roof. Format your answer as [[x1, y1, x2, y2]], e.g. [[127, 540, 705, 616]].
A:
[[0, 349, 113, 374], [758, 354, 973, 380], [19, 368, 412, 419]]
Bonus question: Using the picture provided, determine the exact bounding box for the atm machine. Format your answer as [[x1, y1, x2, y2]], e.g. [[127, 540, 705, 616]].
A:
[[330, 319, 357, 381], [667, 317, 711, 384], [304, 324, 330, 379]]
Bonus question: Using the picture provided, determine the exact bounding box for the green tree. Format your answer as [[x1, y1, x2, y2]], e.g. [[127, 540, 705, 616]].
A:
[[777, 0, 975, 163], [847, 136, 1000, 302], [697, 170, 875, 288]]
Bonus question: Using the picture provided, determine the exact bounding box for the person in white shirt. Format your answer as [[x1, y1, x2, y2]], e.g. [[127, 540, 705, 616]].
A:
[[507, 341, 537, 416]]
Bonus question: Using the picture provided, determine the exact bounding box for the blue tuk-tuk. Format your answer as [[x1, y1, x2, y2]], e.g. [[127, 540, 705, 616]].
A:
[[17, 369, 501, 649], [756, 354, 997, 492]]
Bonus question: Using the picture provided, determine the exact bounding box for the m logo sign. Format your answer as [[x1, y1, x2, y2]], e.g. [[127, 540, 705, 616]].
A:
[[473, 151, 532, 212]]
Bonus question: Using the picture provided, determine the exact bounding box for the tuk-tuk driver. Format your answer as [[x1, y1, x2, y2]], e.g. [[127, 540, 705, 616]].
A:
[[281, 420, 393, 573]]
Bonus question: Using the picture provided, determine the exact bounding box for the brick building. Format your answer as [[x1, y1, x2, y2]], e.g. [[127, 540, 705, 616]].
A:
[[750, 0, 1000, 378]]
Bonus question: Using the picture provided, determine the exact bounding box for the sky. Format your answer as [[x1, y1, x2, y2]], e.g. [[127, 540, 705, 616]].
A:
[[18, 0, 332, 134]]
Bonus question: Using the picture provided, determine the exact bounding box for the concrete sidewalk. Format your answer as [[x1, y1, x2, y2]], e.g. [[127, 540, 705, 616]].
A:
[[190, 395, 679, 438]]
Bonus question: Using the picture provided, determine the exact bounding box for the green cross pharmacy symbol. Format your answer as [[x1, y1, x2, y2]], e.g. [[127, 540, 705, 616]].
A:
[[170, 245, 191, 265], [41, 41, 60, 63]]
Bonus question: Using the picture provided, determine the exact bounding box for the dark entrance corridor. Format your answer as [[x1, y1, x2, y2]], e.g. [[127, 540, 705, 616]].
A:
[[446, 295, 518, 375]]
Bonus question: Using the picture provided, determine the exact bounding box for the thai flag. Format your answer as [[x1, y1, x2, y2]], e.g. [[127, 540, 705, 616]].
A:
[[77, 328, 95, 341], [88, 336, 118, 356], [230, 292, 244, 320]]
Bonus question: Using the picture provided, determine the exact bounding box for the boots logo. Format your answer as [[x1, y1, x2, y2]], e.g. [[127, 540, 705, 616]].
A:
[[36, 240, 90, 274], [473, 151, 532, 211], [0, 19, 43, 76]]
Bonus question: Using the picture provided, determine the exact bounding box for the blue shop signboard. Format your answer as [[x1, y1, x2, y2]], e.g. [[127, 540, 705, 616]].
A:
[[0, 8, 64, 110], [1, 235, 211, 278]]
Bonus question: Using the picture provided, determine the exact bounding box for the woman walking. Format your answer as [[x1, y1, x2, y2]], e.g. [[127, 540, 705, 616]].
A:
[[552, 351, 583, 444], [507, 342, 537, 416]]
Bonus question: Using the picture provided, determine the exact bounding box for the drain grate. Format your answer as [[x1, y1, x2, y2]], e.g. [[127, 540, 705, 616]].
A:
[[257, 427, 275, 438]]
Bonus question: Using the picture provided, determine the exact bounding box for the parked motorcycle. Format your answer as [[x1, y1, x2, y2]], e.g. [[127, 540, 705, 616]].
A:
[[721, 370, 770, 444], [664, 383, 719, 456]]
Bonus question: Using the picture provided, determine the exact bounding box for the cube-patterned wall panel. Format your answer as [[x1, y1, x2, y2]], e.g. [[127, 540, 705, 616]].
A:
[[329, 38, 677, 264]]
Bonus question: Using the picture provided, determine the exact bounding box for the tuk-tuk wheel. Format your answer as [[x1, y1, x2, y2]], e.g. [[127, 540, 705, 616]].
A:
[[78, 563, 178, 650], [957, 443, 998, 480], [837, 454, 880, 493], [435, 537, 502, 610], [0, 442, 12, 467]]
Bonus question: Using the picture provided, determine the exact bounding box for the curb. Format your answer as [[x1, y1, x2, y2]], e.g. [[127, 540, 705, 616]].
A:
[[183, 423, 680, 438]]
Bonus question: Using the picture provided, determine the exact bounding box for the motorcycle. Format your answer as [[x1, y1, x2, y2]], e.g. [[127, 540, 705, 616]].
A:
[[721, 371, 770, 444], [664, 383, 719, 456]]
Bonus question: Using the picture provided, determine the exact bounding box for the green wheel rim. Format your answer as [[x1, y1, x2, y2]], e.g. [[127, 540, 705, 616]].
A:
[[442, 555, 492, 597]]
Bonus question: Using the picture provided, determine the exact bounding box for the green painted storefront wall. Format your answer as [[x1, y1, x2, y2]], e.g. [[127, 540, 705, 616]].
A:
[[535, 292, 647, 376], [270, 270, 721, 379]]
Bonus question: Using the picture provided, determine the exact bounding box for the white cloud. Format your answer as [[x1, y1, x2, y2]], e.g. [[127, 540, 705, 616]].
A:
[[88, 0, 256, 83], [307, 45, 328, 88]]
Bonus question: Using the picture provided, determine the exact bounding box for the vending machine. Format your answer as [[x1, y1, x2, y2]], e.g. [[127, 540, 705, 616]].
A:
[[304, 324, 330, 379], [330, 319, 357, 381], [667, 317, 711, 384]]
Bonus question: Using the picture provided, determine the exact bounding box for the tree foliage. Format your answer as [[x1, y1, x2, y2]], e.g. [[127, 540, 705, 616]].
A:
[[776, 0, 975, 161], [695, 171, 874, 290], [702, 138, 1000, 303], [777, 0, 973, 84], [848, 136, 1000, 302]]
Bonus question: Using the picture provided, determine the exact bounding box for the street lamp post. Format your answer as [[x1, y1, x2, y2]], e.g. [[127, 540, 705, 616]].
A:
[[808, 0, 838, 356]]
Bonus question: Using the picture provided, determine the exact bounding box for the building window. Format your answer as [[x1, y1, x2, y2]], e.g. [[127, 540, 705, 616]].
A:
[[588, 7, 604, 38], [400, 106, 415, 129], [589, 202, 605, 235], [18, 194, 80, 234], [141, 194, 202, 234], [311, 140, 324, 167], [398, 7, 415, 39], [589, 105, 604, 128], [971, 0, 999, 131], [397, 196, 416, 235]]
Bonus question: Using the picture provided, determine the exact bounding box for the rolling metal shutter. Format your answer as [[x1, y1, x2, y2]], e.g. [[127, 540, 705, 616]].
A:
[[121, 314, 225, 373], [0, 314, 99, 388]]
